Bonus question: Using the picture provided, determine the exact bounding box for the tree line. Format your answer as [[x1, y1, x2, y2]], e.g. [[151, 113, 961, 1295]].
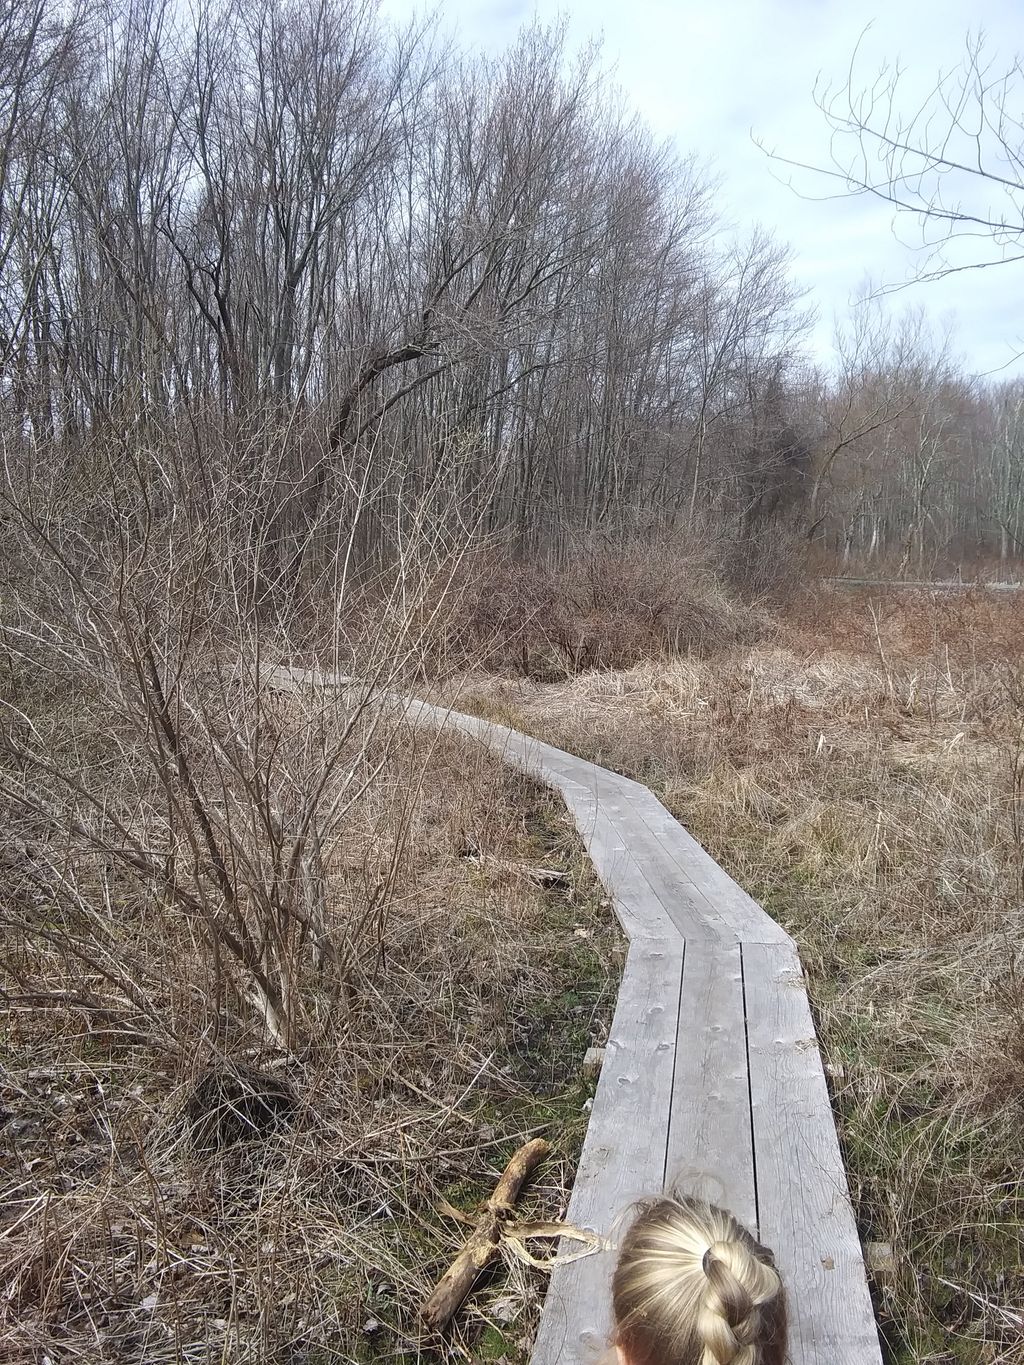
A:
[[2, 0, 1022, 589]]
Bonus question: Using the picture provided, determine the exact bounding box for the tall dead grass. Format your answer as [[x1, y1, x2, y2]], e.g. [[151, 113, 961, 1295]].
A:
[[1, 728, 621, 1363], [0, 433, 622, 1362], [455, 587, 1024, 1364]]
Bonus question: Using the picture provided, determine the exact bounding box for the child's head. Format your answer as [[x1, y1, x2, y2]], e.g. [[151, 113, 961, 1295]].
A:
[[611, 1196, 787, 1365]]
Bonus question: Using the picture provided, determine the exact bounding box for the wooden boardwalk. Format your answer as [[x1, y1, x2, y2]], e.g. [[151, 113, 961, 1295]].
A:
[[272, 672, 882, 1365]]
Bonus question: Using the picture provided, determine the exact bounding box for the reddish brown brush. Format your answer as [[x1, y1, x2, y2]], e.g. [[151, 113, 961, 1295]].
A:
[[414, 538, 769, 681]]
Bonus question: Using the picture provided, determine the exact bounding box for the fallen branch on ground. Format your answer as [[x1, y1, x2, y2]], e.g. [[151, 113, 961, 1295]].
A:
[[421, 1137, 551, 1332], [464, 850, 569, 887]]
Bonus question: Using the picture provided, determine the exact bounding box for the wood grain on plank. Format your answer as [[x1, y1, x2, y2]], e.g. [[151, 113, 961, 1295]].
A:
[[744, 942, 882, 1365], [565, 796, 678, 940], [664, 939, 757, 1231], [531, 936, 683, 1365], [586, 798, 735, 943], [629, 789, 793, 947], [559, 784, 705, 940], [552, 776, 736, 944]]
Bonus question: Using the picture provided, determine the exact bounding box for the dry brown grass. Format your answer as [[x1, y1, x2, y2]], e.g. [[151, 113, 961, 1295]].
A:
[[452, 587, 1024, 1365], [0, 417, 634, 1363], [1, 713, 622, 1364]]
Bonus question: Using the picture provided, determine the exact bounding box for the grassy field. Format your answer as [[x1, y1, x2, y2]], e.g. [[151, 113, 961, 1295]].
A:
[[1, 707, 622, 1364], [6, 569, 1023, 1365], [451, 587, 1024, 1365]]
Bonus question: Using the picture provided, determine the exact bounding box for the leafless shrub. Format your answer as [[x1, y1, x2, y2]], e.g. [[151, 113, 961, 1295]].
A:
[[1, 731, 619, 1363], [0, 420, 483, 1053], [422, 536, 768, 681]]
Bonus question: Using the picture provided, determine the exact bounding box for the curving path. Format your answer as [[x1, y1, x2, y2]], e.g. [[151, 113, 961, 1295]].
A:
[[271, 669, 881, 1365]]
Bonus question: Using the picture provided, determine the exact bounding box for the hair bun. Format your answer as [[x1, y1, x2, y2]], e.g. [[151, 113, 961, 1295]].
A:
[[612, 1197, 788, 1365], [701, 1240, 758, 1340], [705, 1240, 736, 1267]]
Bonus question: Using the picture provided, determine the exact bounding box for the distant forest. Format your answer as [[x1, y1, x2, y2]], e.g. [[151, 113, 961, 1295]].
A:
[[4, 0, 1024, 586]]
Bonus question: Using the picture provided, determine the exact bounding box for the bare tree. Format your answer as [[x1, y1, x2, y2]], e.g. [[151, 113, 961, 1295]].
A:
[[0, 0, 814, 573], [786, 31, 1024, 289], [805, 299, 920, 540]]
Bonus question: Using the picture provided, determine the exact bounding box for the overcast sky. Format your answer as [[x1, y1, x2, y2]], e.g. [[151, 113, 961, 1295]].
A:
[[377, 0, 1024, 380]]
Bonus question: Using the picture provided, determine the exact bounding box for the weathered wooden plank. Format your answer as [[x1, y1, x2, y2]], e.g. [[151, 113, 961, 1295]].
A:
[[744, 942, 882, 1365], [589, 802, 735, 943], [629, 789, 793, 947], [398, 714, 706, 945], [558, 781, 706, 939], [569, 783, 745, 944], [546, 770, 732, 942], [373, 702, 773, 941], [664, 940, 757, 1231], [560, 790, 678, 940], [532, 936, 683, 1365], [404, 697, 577, 787]]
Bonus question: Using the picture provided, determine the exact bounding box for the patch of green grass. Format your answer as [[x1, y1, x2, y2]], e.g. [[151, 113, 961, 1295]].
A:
[[476, 1323, 517, 1360]]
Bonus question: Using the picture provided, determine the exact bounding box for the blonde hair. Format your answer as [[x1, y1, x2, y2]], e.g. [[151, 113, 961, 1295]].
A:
[[612, 1197, 787, 1365]]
